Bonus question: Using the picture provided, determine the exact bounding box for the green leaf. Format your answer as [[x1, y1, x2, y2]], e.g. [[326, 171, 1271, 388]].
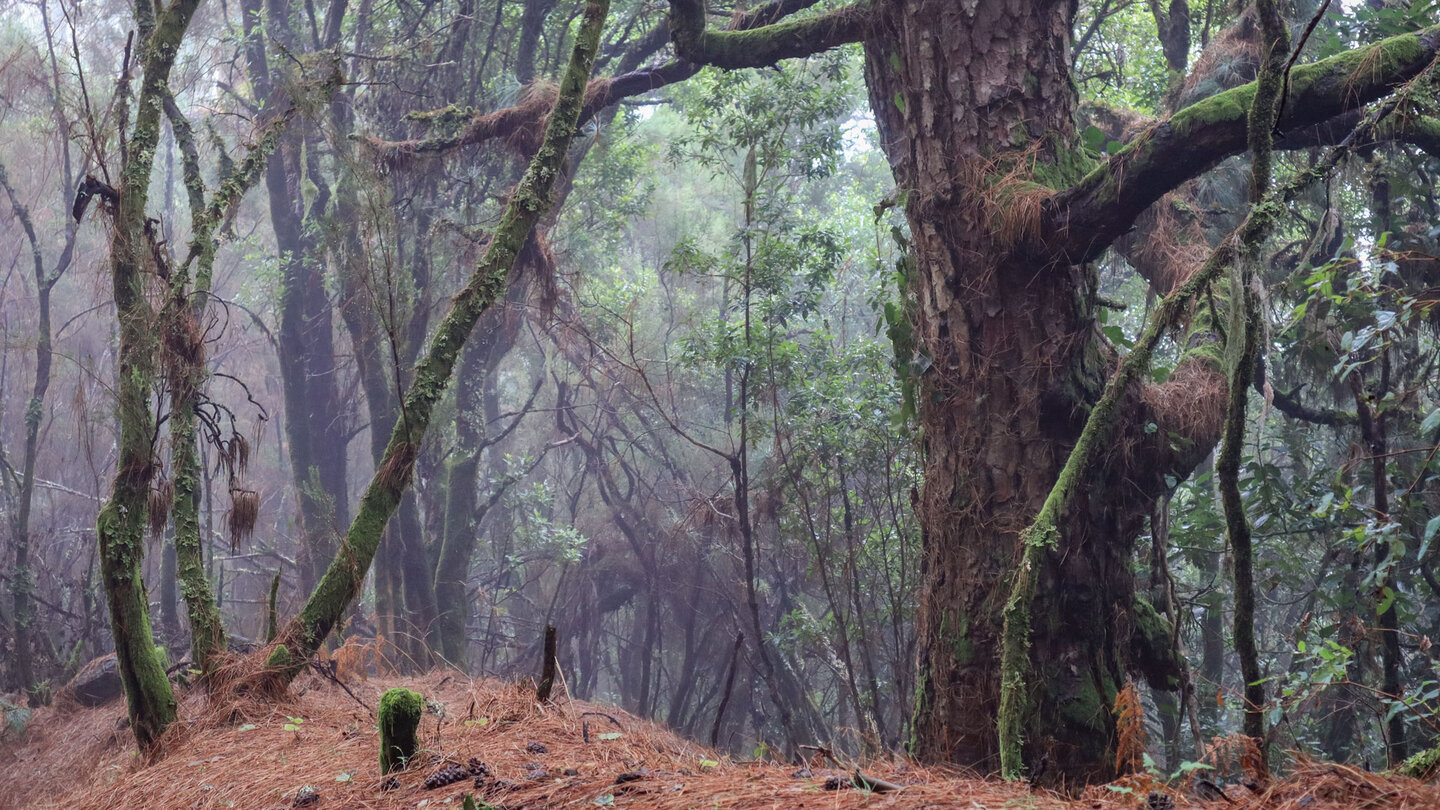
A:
[[597, 731, 623, 741], [1421, 407, 1440, 435], [1081, 125, 1106, 152], [1419, 515, 1440, 560], [699, 759, 720, 770], [236, 723, 257, 732]]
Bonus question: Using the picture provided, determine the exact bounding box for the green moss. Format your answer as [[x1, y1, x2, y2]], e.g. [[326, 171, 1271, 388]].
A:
[[265, 644, 292, 669], [1396, 744, 1440, 781], [1057, 671, 1117, 733], [943, 611, 975, 666], [379, 688, 425, 773]]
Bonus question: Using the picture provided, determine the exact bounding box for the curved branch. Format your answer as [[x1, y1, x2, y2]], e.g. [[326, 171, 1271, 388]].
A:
[[667, 0, 872, 70], [1045, 25, 1440, 265], [362, 0, 857, 165]]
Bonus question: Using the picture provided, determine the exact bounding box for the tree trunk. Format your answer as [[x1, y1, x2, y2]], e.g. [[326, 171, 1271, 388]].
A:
[[863, 0, 1210, 778], [95, 0, 205, 748]]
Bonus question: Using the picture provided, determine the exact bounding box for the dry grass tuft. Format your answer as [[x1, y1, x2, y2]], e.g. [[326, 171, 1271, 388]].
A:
[[955, 145, 1056, 251], [377, 441, 420, 493], [147, 478, 174, 539], [5, 671, 1440, 810], [1140, 355, 1228, 447]]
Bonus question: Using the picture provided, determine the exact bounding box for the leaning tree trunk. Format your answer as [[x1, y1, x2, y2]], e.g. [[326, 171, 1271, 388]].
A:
[[863, 0, 1218, 779], [258, 0, 611, 685]]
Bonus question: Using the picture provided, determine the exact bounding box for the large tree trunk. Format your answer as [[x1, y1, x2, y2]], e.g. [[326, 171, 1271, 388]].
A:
[[863, 0, 1208, 778]]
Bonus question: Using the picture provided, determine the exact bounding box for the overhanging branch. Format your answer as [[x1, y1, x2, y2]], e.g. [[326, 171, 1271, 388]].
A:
[[667, 0, 871, 70], [363, 0, 848, 166], [1044, 25, 1440, 266]]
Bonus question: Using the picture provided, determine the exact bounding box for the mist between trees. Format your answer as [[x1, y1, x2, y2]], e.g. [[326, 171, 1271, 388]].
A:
[[1, 0, 1440, 786]]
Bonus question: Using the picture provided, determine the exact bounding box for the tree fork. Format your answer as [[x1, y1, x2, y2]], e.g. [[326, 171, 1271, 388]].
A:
[[161, 89, 301, 674], [257, 0, 612, 686], [996, 0, 1300, 771]]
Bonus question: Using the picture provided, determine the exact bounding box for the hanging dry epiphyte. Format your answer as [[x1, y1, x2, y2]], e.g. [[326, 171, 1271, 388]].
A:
[[148, 478, 175, 538], [225, 433, 251, 477], [1113, 680, 1147, 778], [227, 488, 260, 549]]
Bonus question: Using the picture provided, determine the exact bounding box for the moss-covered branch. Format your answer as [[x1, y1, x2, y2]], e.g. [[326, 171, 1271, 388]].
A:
[[259, 0, 612, 686], [666, 0, 871, 70], [1046, 24, 1440, 265], [159, 88, 298, 674]]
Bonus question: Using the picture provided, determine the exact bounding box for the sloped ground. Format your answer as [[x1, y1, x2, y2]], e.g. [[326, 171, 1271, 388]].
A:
[[2, 669, 1436, 810]]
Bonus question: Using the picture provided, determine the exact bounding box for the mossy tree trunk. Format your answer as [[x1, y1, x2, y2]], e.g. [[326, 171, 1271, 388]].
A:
[[1216, 0, 1287, 757], [241, 0, 351, 599], [95, 0, 203, 750], [259, 0, 611, 685], [0, 157, 78, 701], [433, 292, 524, 667]]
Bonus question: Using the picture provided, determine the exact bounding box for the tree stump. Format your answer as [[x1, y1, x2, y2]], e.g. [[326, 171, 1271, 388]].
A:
[[378, 688, 424, 774]]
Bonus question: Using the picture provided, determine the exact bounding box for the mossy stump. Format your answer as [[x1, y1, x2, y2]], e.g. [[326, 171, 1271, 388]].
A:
[[379, 688, 424, 774]]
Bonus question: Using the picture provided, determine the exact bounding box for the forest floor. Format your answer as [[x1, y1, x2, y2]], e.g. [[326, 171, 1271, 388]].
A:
[[1, 668, 1437, 810]]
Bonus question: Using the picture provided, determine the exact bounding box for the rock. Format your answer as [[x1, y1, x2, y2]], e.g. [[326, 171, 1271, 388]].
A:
[[62, 654, 123, 706], [562, 768, 579, 776]]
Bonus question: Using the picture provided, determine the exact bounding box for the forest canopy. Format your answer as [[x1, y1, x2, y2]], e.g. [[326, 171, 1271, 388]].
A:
[[0, 0, 1439, 791]]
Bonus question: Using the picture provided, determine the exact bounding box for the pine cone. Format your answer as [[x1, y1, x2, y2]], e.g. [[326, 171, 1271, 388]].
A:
[[380, 776, 401, 792], [823, 775, 853, 791], [424, 763, 469, 790], [467, 758, 490, 778], [526, 740, 548, 754], [1146, 790, 1176, 810]]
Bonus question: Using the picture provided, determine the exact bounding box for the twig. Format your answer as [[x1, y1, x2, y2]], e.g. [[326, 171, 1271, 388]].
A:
[[307, 659, 373, 715], [580, 711, 624, 729]]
